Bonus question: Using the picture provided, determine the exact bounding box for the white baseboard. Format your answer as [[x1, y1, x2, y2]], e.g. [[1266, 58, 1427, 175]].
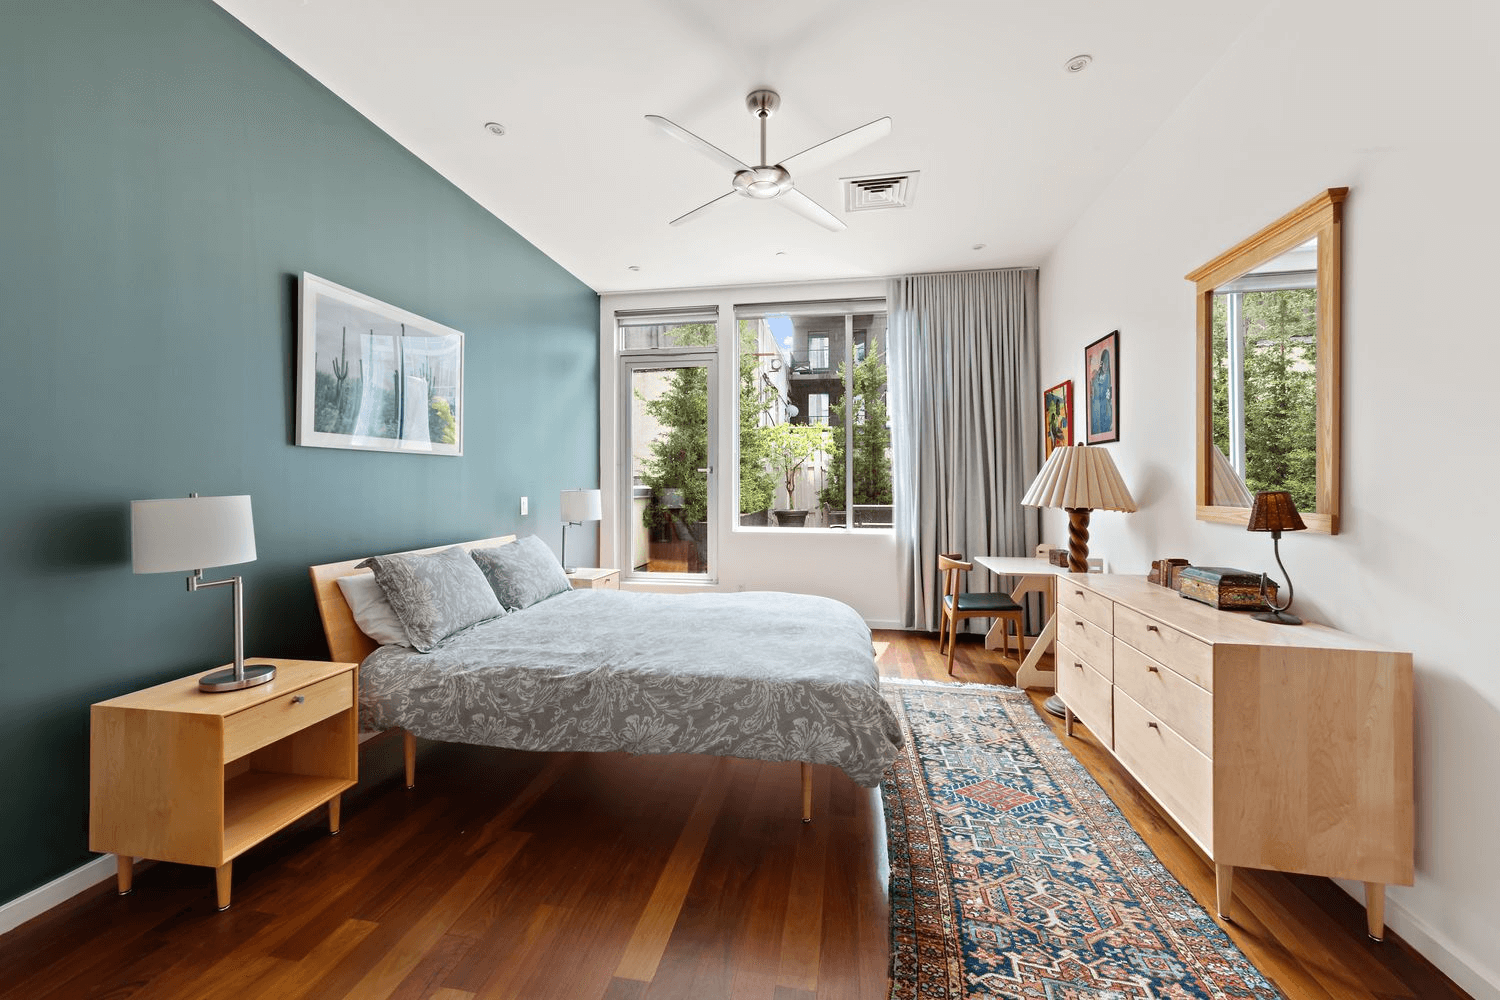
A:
[[1334, 880, 1500, 1000], [0, 854, 117, 937]]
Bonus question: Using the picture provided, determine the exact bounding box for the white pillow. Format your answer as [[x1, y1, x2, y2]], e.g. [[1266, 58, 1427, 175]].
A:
[[336, 572, 413, 648]]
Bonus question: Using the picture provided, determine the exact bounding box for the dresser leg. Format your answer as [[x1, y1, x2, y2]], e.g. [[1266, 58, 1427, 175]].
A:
[[801, 763, 813, 824], [215, 863, 232, 912], [1064, 706, 1075, 738], [1215, 864, 1234, 921], [115, 855, 133, 896], [328, 794, 341, 835], [404, 730, 416, 789], [1364, 882, 1386, 941]]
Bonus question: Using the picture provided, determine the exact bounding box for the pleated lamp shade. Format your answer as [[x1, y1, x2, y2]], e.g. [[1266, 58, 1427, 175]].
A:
[[1022, 446, 1137, 512]]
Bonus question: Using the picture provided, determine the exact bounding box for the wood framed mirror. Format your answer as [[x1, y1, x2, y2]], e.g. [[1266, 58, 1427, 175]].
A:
[[1187, 188, 1345, 534]]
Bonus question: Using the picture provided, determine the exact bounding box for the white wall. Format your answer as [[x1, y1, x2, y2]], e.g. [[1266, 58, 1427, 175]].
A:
[[599, 278, 902, 626], [1039, 1, 1500, 995]]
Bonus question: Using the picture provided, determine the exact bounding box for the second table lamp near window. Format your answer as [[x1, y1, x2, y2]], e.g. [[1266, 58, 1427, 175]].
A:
[[560, 489, 602, 573]]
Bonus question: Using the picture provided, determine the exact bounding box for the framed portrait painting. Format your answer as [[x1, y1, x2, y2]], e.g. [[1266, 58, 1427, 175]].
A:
[[1085, 330, 1120, 444], [1043, 380, 1073, 458], [296, 273, 464, 456]]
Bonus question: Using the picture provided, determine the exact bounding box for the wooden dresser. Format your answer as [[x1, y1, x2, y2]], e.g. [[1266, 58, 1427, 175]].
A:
[[1054, 574, 1413, 940]]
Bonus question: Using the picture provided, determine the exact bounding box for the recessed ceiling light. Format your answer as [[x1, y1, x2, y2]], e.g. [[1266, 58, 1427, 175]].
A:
[[484, 121, 506, 136], [972, 243, 987, 251], [1064, 54, 1092, 74], [627, 265, 640, 271]]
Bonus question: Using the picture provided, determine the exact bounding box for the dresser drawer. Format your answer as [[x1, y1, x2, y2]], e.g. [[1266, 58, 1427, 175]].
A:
[[223, 675, 353, 763], [1114, 690, 1214, 851], [1056, 640, 1112, 747], [1114, 639, 1212, 756], [1057, 612, 1113, 678], [1057, 581, 1113, 631], [1114, 605, 1213, 691]]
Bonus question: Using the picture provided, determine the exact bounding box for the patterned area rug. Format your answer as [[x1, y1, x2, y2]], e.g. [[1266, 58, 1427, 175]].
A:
[[881, 679, 1285, 1000]]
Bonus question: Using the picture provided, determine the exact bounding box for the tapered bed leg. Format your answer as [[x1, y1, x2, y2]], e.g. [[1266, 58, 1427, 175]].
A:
[[801, 763, 813, 824], [404, 730, 416, 789], [215, 863, 232, 912], [328, 794, 341, 835], [115, 855, 133, 896]]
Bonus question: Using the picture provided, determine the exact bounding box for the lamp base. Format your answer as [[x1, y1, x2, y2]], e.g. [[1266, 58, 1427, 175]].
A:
[[1042, 694, 1068, 718], [199, 662, 277, 692], [1252, 609, 1303, 626]]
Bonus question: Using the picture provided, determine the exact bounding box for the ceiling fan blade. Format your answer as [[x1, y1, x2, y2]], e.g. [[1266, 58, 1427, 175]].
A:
[[775, 189, 846, 232], [646, 115, 752, 174], [668, 190, 738, 227], [779, 116, 892, 177]]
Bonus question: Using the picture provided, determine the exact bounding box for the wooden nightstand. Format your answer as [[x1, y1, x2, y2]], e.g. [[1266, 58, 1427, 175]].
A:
[[89, 658, 358, 910], [566, 567, 620, 590]]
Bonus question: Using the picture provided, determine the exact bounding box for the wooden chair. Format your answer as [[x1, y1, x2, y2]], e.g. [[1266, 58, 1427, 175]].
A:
[[938, 553, 1025, 675]]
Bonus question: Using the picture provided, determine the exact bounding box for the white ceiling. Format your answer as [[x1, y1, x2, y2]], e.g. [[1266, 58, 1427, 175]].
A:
[[214, 0, 1264, 293]]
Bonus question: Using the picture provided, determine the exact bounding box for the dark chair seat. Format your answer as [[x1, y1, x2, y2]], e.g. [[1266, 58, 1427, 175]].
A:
[[946, 592, 1023, 613]]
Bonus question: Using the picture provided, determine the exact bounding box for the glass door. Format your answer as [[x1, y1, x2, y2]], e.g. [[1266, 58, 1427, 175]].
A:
[[623, 356, 717, 580]]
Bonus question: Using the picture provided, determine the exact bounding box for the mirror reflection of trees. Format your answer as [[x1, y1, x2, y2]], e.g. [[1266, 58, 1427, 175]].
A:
[[1212, 289, 1318, 510]]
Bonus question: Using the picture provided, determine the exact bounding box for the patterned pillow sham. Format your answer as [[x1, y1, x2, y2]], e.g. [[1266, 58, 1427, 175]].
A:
[[358, 545, 504, 652], [335, 572, 412, 647], [470, 536, 573, 612]]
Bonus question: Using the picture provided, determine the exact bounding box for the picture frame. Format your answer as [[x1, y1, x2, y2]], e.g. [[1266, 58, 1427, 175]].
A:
[[296, 273, 464, 456], [1043, 380, 1073, 458], [1084, 330, 1119, 444]]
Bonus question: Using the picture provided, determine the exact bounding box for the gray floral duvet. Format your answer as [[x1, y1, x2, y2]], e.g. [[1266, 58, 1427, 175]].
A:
[[359, 589, 903, 786]]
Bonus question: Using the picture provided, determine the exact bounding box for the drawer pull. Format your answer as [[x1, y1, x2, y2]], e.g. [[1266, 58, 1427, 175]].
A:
[[1147, 721, 1159, 730], [1073, 662, 1084, 669], [1146, 625, 1160, 633], [1147, 665, 1160, 674], [1074, 620, 1085, 627], [292, 695, 305, 704], [1074, 589, 1084, 597]]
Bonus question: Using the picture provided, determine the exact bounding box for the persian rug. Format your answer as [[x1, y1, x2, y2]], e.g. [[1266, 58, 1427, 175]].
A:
[[880, 679, 1284, 1000]]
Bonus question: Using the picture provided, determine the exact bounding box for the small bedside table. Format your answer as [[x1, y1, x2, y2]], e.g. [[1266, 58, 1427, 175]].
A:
[[89, 658, 358, 911], [565, 567, 620, 590]]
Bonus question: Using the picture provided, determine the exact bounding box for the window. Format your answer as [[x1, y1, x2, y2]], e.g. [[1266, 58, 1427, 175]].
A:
[[807, 393, 830, 425], [806, 335, 830, 371], [735, 301, 891, 529]]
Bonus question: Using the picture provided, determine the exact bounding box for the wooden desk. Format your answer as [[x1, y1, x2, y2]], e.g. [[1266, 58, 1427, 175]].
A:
[[972, 556, 1079, 690]]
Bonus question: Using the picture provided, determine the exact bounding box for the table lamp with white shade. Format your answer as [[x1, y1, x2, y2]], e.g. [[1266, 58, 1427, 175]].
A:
[[559, 488, 601, 573], [1021, 445, 1137, 716], [131, 493, 270, 692]]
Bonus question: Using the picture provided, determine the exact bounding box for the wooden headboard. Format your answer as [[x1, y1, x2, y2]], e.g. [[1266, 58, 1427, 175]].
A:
[[308, 535, 517, 664]]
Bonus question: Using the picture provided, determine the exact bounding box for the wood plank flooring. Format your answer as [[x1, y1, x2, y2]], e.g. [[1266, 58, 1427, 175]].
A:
[[0, 631, 1468, 1000]]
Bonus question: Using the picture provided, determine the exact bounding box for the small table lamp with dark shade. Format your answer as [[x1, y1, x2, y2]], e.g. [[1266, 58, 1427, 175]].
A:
[[1021, 445, 1137, 716], [131, 493, 270, 692], [1247, 490, 1307, 625]]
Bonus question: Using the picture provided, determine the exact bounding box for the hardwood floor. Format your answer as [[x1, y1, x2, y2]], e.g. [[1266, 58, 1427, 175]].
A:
[[0, 632, 1468, 1000]]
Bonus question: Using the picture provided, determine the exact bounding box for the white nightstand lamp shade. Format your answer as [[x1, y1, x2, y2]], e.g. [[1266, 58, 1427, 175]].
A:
[[131, 494, 272, 692], [559, 488, 601, 573]]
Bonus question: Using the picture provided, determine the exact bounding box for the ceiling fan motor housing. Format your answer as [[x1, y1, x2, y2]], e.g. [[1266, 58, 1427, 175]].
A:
[[733, 165, 793, 199]]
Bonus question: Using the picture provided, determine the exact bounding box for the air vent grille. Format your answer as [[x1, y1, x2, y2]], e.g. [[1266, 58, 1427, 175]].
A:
[[842, 171, 919, 212]]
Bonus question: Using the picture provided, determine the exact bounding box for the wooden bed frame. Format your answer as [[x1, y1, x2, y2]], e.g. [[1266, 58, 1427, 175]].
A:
[[308, 535, 816, 822]]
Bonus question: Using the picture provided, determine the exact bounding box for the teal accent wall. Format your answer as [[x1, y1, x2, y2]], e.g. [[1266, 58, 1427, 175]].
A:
[[0, 0, 599, 906]]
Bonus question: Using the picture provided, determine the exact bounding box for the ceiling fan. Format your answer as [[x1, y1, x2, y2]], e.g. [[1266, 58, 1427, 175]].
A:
[[646, 89, 892, 232]]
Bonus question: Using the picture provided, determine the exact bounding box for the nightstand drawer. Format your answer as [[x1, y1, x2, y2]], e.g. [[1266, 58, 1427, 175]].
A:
[[223, 674, 352, 763]]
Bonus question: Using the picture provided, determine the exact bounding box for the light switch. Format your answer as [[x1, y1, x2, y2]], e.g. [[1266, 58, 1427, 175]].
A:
[[520, 496, 528, 516]]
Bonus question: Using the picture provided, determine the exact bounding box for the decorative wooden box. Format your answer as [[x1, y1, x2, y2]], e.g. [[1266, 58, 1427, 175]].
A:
[[1177, 566, 1276, 610]]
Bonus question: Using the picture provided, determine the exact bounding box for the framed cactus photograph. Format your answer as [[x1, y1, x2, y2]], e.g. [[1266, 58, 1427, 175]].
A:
[[296, 273, 463, 456]]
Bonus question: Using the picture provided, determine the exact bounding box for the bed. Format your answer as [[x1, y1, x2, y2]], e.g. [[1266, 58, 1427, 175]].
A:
[[309, 535, 901, 821]]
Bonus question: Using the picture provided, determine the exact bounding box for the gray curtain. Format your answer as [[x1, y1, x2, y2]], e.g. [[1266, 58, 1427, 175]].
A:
[[888, 269, 1041, 631]]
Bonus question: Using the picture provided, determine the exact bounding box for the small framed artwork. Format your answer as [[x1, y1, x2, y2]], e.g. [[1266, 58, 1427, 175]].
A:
[[1043, 380, 1073, 457], [1085, 330, 1120, 444], [296, 273, 463, 456]]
